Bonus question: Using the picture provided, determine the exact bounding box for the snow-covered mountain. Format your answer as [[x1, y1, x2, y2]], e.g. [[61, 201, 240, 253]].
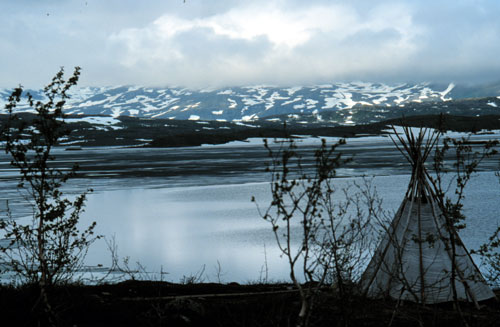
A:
[[1, 81, 499, 123]]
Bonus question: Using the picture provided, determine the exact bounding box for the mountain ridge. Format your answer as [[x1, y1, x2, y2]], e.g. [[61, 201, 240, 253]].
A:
[[1, 81, 500, 125]]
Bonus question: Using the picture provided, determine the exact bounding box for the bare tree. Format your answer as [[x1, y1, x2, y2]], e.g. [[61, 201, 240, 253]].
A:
[[471, 148, 500, 288], [253, 136, 374, 326], [430, 131, 498, 312], [0, 67, 99, 324]]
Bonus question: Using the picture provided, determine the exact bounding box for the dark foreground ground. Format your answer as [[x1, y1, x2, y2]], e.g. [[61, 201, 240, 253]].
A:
[[1, 281, 499, 327]]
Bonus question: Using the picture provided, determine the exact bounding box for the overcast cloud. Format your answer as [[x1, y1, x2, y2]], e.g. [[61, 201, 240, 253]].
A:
[[1, 0, 500, 88]]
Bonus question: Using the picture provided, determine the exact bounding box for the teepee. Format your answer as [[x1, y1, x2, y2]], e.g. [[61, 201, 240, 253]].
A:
[[360, 126, 495, 306]]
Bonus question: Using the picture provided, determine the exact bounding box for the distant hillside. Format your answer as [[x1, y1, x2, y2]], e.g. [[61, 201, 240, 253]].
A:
[[1, 112, 498, 148], [262, 96, 500, 125], [2, 81, 500, 124]]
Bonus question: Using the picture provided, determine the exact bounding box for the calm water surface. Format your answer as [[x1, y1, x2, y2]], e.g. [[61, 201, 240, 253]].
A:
[[1, 135, 499, 282]]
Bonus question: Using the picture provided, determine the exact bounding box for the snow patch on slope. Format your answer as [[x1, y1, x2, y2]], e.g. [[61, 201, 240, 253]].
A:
[[440, 83, 455, 101]]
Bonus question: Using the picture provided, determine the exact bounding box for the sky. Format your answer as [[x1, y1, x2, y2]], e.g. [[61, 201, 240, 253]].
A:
[[1, 0, 500, 89]]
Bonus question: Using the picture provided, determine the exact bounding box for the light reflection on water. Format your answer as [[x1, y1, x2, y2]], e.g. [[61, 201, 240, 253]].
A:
[[81, 182, 286, 282], [77, 172, 498, 283], [0, 136, 499, 283]]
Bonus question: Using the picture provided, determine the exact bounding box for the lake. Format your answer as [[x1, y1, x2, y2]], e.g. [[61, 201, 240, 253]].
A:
[[1, 132, 499, 283]]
